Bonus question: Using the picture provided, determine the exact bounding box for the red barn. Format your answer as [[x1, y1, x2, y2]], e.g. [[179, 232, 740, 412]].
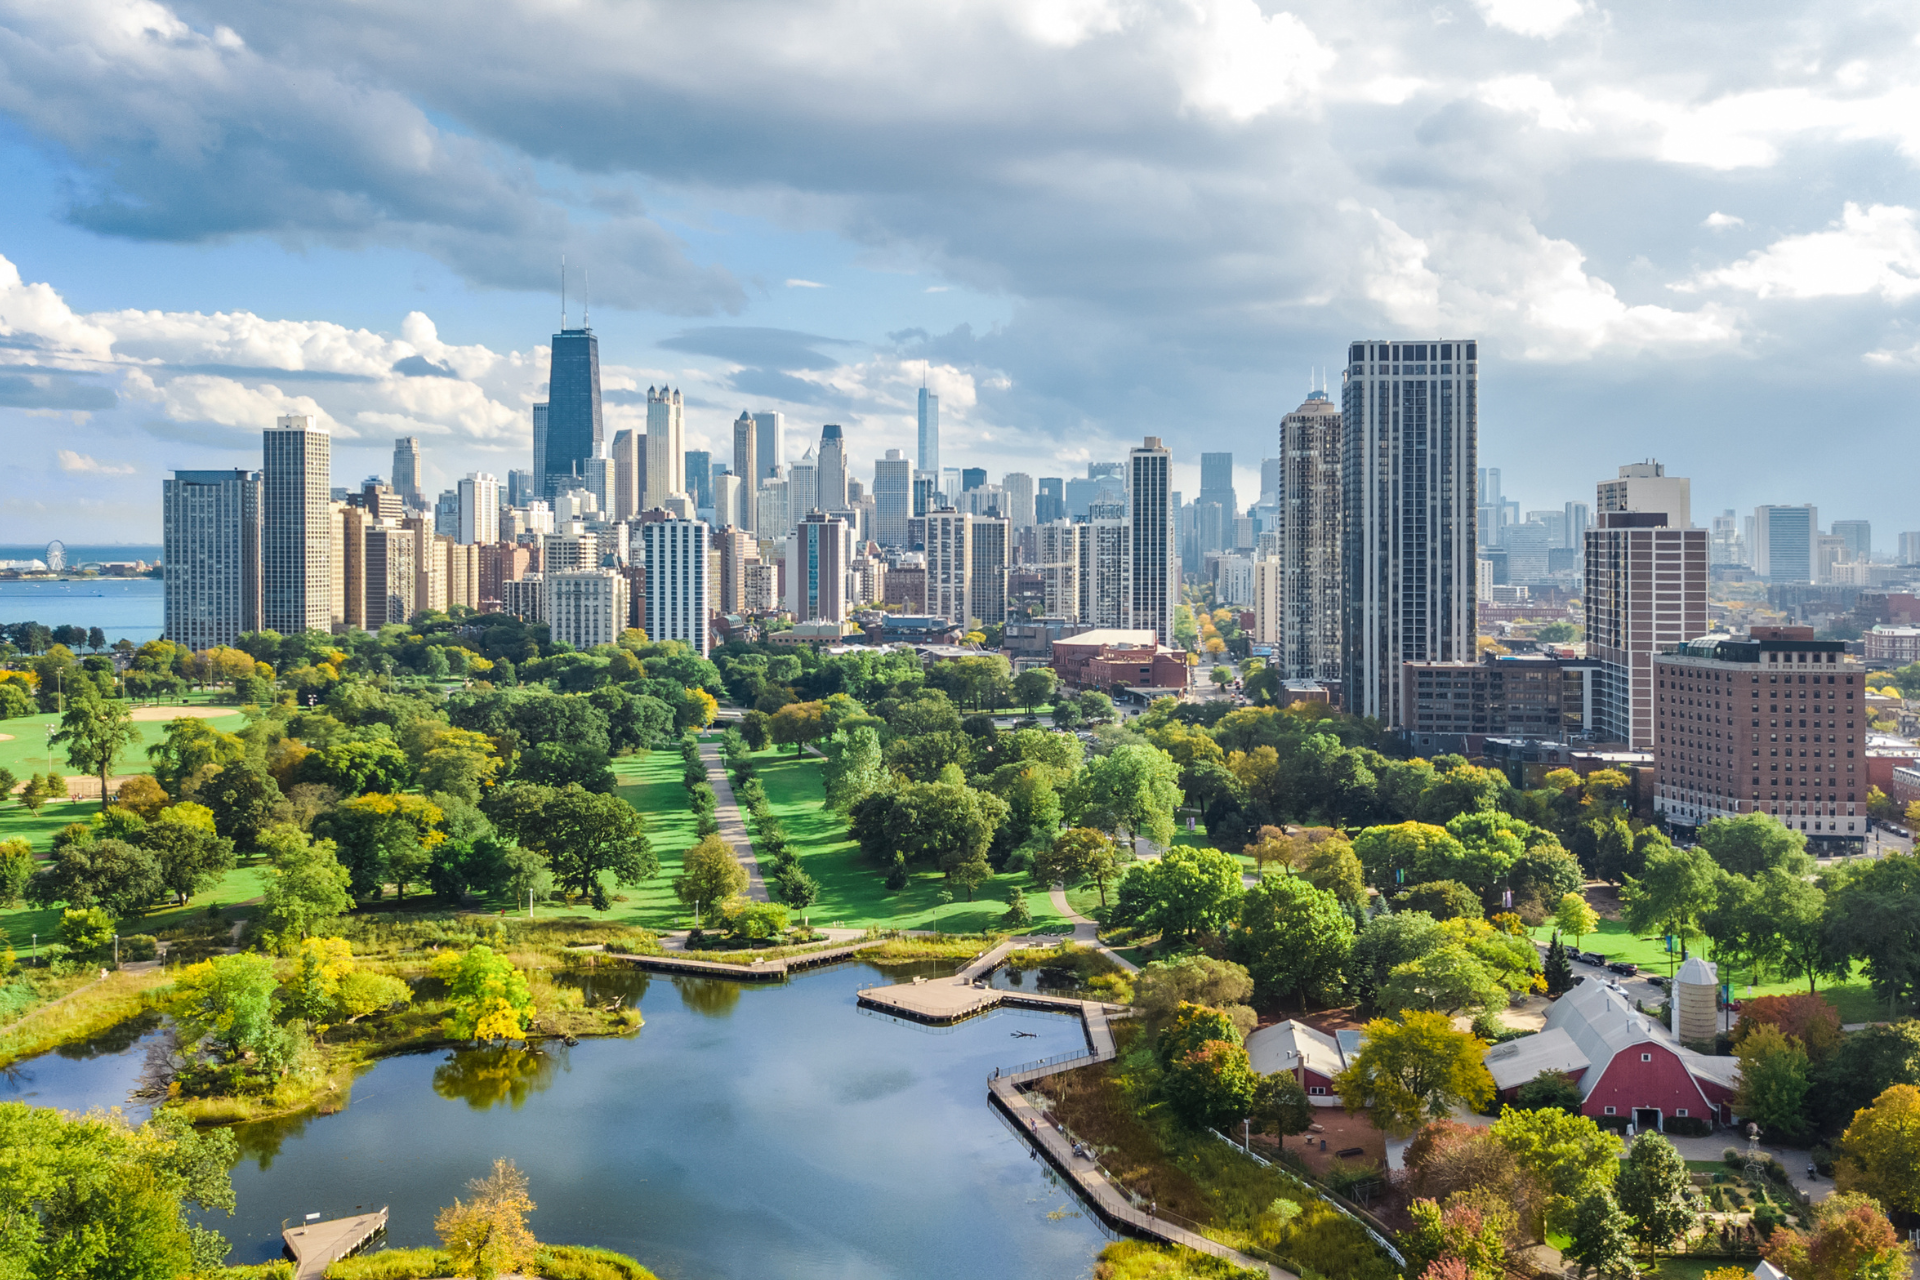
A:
[[1246, 1020, 1347, 1106]]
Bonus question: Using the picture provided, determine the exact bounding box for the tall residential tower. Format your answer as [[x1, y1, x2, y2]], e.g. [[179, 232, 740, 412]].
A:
[[262, 415, 334, 635]]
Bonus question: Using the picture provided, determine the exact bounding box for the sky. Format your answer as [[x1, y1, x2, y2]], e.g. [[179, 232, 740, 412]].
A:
[[1, 0, 1918, 549]]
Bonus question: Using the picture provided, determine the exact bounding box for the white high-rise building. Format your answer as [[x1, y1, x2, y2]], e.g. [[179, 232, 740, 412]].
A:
[[756, 478, 791, 543], [712, 473, 743, 531], [1124, 437, 1175, 646], [1598, 462, 1690, 529], [924, 509, 971, 625], [263, 415, 334, 635], [788, 448, 817, 526], [163, 469, 261, 650], [644, 387, 685, 510], [918, 385, 939, 479], [752, 411, 785, 482], [1078, 518, 1128, 629], [546, 569, 629, 650], [1035, 520, 1079, 620], [732, 413, 758, 531], [457, 473, 500, 545], [817, 424, 849, 511], [873, 449, 911, 547], [1276, 390, 1343, 682], [1002, 472, 1036, 528], [640, 518, 710, 655], [1341, 339, 1479, 726]]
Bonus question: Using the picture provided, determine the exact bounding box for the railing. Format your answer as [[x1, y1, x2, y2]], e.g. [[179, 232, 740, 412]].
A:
[[1204, 1129, 1406, 1269], [991, 1047, 1097, 1080]]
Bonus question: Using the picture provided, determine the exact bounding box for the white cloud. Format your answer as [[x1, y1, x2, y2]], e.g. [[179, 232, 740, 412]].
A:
[[1178, 0, 1333, 122], [1475, 75, 1587, 132], [1687, 203, 1920, 301], [1704, 212, 1744, 230], [785, 279, 826, 289], [55, 449, 135, 475], [1473, 0, 1584, 38], [0, 254, 117, 366]]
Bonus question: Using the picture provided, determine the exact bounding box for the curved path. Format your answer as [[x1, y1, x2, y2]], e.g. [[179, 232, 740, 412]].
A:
[[700, 742, 769, 903], [1047, 886, 1139, 974]]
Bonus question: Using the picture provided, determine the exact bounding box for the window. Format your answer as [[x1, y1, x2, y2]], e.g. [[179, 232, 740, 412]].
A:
[[1675, 1109, 1688, 1117], [1308, 1086, 1326, 1096], [1641, 1053, 1652, 1062], [1604, 1106, 1616, 1115]]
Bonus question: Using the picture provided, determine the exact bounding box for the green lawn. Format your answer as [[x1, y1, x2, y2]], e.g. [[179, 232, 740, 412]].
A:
[[0, 861, 272, 952], [748, 747, 1070, 934], [1530, 915, 1884, 1024], [600, 748, 704, 929]]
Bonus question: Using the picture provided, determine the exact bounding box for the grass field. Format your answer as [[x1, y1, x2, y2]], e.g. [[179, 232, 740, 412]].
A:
[[747, 746, 1070, 934], [1529, 915, 1885, 1024]]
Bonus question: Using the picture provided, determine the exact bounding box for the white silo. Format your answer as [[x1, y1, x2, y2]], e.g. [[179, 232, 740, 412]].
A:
[[1673, 956, 1718, 1043]]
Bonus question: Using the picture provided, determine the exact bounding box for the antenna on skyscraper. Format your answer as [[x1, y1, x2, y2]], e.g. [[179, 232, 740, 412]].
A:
[[584, 268, 590, 329], [561, 255, 568, 330]]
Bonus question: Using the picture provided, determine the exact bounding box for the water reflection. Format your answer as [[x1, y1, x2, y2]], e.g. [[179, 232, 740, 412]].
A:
[[673, 975, 743, 1018], [56, 1010, 163, 1059], [431, 1045, 566, 1111]]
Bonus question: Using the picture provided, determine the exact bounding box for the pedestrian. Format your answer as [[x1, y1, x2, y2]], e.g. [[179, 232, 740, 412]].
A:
[[1149, 1200, 1157, 1217]]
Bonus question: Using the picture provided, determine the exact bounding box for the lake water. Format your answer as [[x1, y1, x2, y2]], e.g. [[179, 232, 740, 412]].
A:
[[13, 962, 1113, 1279], [0, 578, 165, 645]]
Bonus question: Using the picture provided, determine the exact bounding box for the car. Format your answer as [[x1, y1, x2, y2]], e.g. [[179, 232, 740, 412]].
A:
[[1647, 975, 1671, 991], [1577, 951, 1606, 966], [1608, 961, 1638, 977]]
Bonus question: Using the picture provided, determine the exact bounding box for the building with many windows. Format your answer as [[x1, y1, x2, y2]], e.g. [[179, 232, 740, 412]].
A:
[[639, 518, 709, 655], [1753, 504, 1818, 585], [391, 437, 423, 510], [1654, 627, 1864, 848], [547, 569, 629, 649], [162, 469, 261, 649], [1341, 340, 1478, 726], [969, 515, 1009, 626], [1586, 508, 1708, 750], [787, 510, 851, 623], [1125, 438, 1175, 646], [263, 415, 334, 635], [1401, 652, 1598, 755], [457, 473, 499, 545], [644, 387, 685, 511], [873, 449, 911, 547], [1276, 390, 1342, 681], [544, 327, 602, 496], [923, 509, 971, 625]]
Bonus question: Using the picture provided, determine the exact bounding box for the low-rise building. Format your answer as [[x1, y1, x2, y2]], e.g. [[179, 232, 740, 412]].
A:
[[1402, 651, 1598, 755], [1244, 1021, 1347, 1106], [1865, 626, 1920, 666], [1051, 628, 1189, 692]]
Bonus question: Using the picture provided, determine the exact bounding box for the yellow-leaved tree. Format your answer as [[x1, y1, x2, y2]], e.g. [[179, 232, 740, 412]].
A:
[[436, 1158, 538, 1280], [433, 944, 534, 1042]]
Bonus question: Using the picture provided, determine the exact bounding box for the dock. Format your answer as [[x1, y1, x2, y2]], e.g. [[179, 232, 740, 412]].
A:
[[283, 1208, 388, 1280], [856, 939, 1121, 1025], [607, 938, 886, 982]]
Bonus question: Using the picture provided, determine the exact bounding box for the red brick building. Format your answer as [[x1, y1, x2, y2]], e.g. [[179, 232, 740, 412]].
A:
[[1050, 628, 1189, 693]]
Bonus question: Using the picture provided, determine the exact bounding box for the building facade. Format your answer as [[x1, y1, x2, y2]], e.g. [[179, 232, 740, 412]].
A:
[[873, 449, 911, 548], [1341, 339, 1478, 726], [263, 415, 334, 635], [1655, 627, 1865, 846], [545, 328, 602, 494], [752, 411, 785, 482], [1125, 438, 1175, 646], [639, 518, 710, 655], [787, 510, 852, 623], [1277, 390, 1342, 681], [1597, 462, 1689, 528], [969, 515, 1009, 627], [731, 413, 757, 531], [457, 473, 499, 545], [1401, 652, 1597, 755], [644, 387, 685, 510], [547, 569, 629, 650], [816, 424, 848, 512], [917, 386, 939, 479], [923, 510, 972, 625], [391, 437, 423, 510], [1586, 511, 1709, 749], [162, 469, 262, 649], [1753, 504, 1818, 584]]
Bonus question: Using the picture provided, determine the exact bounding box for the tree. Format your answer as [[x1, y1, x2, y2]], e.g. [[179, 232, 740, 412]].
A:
[[1565, 1188, 1638, 1280], [1011, 666, 1057, 715], [51, 683, 139, 805], [1132, 955, 1257, 1038], [113, 773, 169, 820], [849, 778, 1007, 886], [675, 835, 748, 920], [418, 728, 502, 802], [1249, 1070, 1313, 1148], [0, 767, 14, 808], [739, 709, 772, 751], [1614, 1133, 1698, 1253], [1621, 844, 1717, 968], [164, 953, 284, 1063], [1544, 933, 1573, 996], [769, 701, 831, 754], [0, 838, 33, 908], [1554, 893, 1600, 949], [436, 1158, 539, 1280], [1350, 911, 1445, 1010], [1301, 838, 1367, 907], [1734, 992, 1842, 1060], [1065, 743, 1182, 849], [60, 906, 117, 957], [822, 725, 887, 813], [257, 825, 354, 942], [1030, 827, 1126, 907], [1748, 867, 1843, 992], [1333, 1012, 1495, 1134], [1352, 822, 1470, 892], [534, 784, 656, 910], [1001, 883, 1032, 928], [1230, 874, 1353, 1010], [320, 792, 446, 900], [1379, 944, 1508, 1017], [1163, 1037, 1258, 1130], [27, 836, 166, 920], [145, 716, 245, 796], [1835, 1083, 1920, 1214], [434, 944, 535, 1041], [1514, 1070, 1585, 1114], [1395, 879, 1484, 921], [1762, 1195, 1906, 1280], [1402, 1198, 1510, 1280], [1491, 1105, 1622, 1206], [201, 759, 284, 850], [139, 806, 237, 905], [1110, 844, 1244, 942], [1697, 813, 1812, 877]]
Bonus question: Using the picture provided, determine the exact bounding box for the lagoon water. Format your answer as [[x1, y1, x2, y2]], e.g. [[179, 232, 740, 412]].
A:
[[17, 962, 1112, 1279], [0, 577, 165, 645]]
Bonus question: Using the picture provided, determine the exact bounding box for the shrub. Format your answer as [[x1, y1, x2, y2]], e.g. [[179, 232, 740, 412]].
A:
[[323, 1248, 454, 1280], [532, 1245, 658, 1280], [120, 934, 159, 961], [1664, 1115, 1712, 1138], [197, 1263, 295, 1280]]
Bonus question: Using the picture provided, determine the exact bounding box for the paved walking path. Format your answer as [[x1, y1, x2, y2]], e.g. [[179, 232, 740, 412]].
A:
[[1047, 886, 1140, 974], [701, 742, 768, 902]]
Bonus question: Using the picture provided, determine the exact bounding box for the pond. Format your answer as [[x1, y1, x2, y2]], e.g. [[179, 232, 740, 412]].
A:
[[0, 1011, 166, 1122], [16, 962, 1114, 1279]]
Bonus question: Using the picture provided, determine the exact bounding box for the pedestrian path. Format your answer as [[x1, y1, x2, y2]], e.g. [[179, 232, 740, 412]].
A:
[[700, 741, 768, 902], [1047, 886, 1140, 974]]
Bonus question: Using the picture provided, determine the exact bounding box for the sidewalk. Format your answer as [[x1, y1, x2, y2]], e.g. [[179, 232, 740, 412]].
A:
[[1047, 885, 1140, 974], [700, 742, 769, 902]]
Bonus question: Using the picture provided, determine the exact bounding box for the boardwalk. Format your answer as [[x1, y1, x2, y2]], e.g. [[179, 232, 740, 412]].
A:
[[857, 939, 1114, 1024], [608, 938, 885, 981], [700, 741, 768, 902], [282, 1208, 387, 1280]]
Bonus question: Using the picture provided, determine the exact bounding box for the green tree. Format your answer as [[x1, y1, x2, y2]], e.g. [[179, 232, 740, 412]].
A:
[[1249, 1070, 1313, 1149], [1011, 666, 1057, 715], [1747, 867, 1843, 992], [163, 953, 284, 1062], [1301, 838, 1366, 907], [1614, 1133, 1698, 1253], [769, 700, 831, 754], [675, 834, 748, 921], [1230, 874, 1353, 1010], [27, 836, 166, 920], [433, 944, 535, 1041], [1491, 1105, 1622, 1205], [1554, 893, 1600, 949], [1065, 743, 1183, 849], [1379, 944, 1507, 1017], [1030, 826, 1127, 907], [1352, 822, 1469, 892], [138, 806, 236, 905], [319, 792, 445, 900], [1110, 844, 1244, 942], [1565, 1187, 1638, 1280], [1163, 1038, 1258, 1130], [532, 784, 657, 910], [257, 824, 354, 942], [1544, 933, 1573, 996], [0, 838, 33, 908], [848, 779, 1007, 886], [1514, 1070, 1585, 1115], [822, 725, 887, 813], [145, 716, 245, 797], [59, 906, 117, 957], [1332, 1012, 1495, 1134], [1697, 812, 1813, 877], [51, 683, 139, 807], [201, 758, 284, 850], [1394, 879, 1484, 921], [1621, 844, 1718, 970], [1834, 1084, 1920, 1215], [1131, 955, 1257, 1038], [1732, 1023, 1812, 1142], [1001, 883, 1032, 928]]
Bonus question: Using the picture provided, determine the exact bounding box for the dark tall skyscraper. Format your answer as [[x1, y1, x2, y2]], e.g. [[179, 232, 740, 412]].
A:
[[544, 327, 602, 493], [961, 467, 987, 492], [1037, 477, 1065, 524]]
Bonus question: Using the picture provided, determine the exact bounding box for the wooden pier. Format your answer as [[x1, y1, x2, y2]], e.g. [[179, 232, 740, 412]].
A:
[[606, 938, 885, 982], [283, 1207, 388, 1280]]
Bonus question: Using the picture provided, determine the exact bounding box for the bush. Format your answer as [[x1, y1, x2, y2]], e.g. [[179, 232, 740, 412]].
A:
[[1665, 1115, 1712, 1138], [120, 934, 159, 961], [532, 1245, 658, 1280], [323, 1248, 453, 1280], [1723, 1146, 1745, 1167], [195, 1263, 294, 1280]]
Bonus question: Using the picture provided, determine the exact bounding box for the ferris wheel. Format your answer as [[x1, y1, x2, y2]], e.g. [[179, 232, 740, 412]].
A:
[[44, 540, 66, 572]]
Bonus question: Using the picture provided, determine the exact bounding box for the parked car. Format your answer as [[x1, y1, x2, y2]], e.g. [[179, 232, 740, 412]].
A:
[[1647, 975, 1670, 991], [1608, 961, 1638, 977], [1577, 951, 1606, 966]]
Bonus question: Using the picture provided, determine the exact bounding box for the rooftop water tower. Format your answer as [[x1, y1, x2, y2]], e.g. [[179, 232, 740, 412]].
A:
[[1673, 956, 1718, 1043]]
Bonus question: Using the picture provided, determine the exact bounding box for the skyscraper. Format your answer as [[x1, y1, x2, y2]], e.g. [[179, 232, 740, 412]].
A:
[[752, 411, 785, 481], [1125, 437, 1174, 646], [391, 438, 423, 511], [912, 471, 939, 520], [1341, 339, 1479, 726], [685, 450, 712, 512], [732, 412, 758, 531], [262, 415, 334, 635], [610, 429, 641, 521], [163, 468, 261, 649], [1276, 390, 1342, 681], [787, 510, 852, 623], [1079, 517, 1128, 628], [817, 424, 849, 511], [457, 473, 500, 545], [1833, 520, 1872, 562], [917, 384, 939, 478], [874, 449, 910, 547], [1197, 452, 1236, 554], [640, 518, 710, 655], [530, 404, 548, 498], [1753, 505, 1818, 584], [1586, 509, 1707, 749], [924, 509, 971, 625], [644, 387, 685, 510], [969, 515, 1009, 626], [1037, 476, 1065, 525], [788, 447, 817, 527], [999, 473, 1035, 528], [545, 328, 602, 494]]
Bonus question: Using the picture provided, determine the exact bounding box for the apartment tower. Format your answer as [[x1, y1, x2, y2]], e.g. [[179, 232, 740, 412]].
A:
[[1276, 389, 1342, 681], [262, 415, 334, 635], [391, 438, 423, 510], [644, 387, 685, 510], [639, 518, 710, 655], [732, 413, 758, 531], [1125, 437, 1175, 646], [162, 469, 262, 649]]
